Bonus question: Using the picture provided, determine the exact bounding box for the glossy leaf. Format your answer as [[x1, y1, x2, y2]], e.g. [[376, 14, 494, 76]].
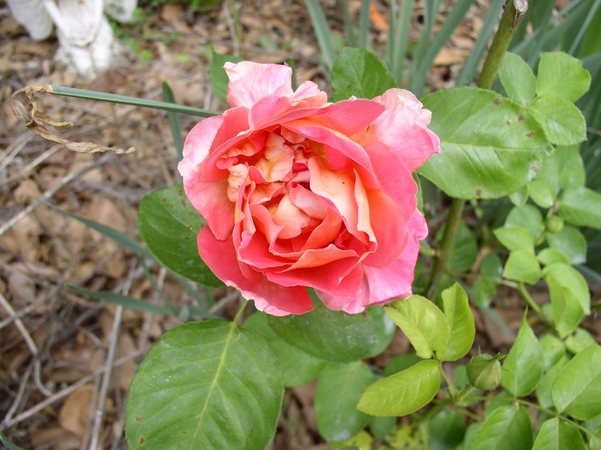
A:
[[472, 252, 502, 308], [505, 204, 544, 240], [544, 263, 590, 337], [385, 296, 449, 359], [552, 344, 601, 420], [503, 250, 541, 284], [537, 248, 570, 266], [545, 225, 587, 265], [357, 360, 440, 416], [125, 321, 283, 449], [557, 145, 585, 190], [331, 47, 396, 101], [468, 404, 532, 450], [536, 52, 591, 102], [209, 51, 243, 104], [243, 312, 327, 387], [559, 187, 601, 229], [427, 409, 465, 450], [420, 87, 552, 199], [138, 185, 222, 286], [533, 418, 586, 450], [314, 362, 375, 442], [267, 301, 395, 362], [446, 221, 478, 273], [439, 283, 475, 361], [530, 96, 587, 146], [501, 317, 543, 397], [498, 52, 536, 105], [493, 226, 534, 253]]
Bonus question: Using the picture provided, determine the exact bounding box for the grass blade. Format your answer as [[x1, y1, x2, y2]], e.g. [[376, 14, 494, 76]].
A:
[[304, 0, 336, 70], [388, 0, 414, 86], [410, 0, 473, 95], [455, 0, 505, 86], [68, 284, 178, 316], [359, 0, 371, 49], [162, 81, 184, 161], [50, 85, 217, 117], [407, 0, 441, 94], [44, 201, 155, 261]]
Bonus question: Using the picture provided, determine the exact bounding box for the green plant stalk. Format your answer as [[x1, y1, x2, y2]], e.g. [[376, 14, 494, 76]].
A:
[[427, 0, 528, 300], [50, 85, 218, 117]]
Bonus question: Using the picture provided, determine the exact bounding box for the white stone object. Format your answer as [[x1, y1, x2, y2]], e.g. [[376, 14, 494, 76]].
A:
[[6, 0, 54, 40]]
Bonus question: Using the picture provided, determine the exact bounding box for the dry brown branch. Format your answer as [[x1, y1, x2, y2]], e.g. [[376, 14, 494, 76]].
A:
[[10, 85, 135, 156]]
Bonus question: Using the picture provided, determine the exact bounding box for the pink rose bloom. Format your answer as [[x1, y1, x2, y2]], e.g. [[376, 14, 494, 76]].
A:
[[178, 61, 440, 316]]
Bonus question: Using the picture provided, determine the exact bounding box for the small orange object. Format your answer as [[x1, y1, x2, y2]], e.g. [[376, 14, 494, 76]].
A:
[[370, 2, 389, 31]]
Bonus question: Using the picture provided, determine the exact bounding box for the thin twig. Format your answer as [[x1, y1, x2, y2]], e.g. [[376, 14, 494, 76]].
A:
[[1, 351, 146, 430], [0, 293, 53, 397]]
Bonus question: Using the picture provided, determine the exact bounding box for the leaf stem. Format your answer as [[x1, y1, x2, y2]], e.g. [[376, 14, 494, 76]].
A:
[[477, 0, 529, 91], [427, 1, 528, 300], [50, 85, 218, 117]]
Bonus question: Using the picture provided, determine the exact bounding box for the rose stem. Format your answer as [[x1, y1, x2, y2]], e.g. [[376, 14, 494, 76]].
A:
[[427, 0, 528, 300]]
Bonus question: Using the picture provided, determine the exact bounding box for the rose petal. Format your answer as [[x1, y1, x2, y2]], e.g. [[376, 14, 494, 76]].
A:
[[198, 227, 312, 315]]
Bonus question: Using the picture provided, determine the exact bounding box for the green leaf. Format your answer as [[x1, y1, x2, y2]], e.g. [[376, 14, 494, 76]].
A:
[[468, 404, 532, 450], [527, 149, 561, 208], [385, 296, 450, 359], [138, 185, 222, 287], [243, 312, 327, 387], [533, 418, 586, 450], [331, 47, 396, 101], [557, 145, 585, 190], [45, 201, 154, 260], [535, 335, 569, 408], [552, 344, 601, 420], [209, 50, 243, 104], [267, 301, 395, 363], [503, 250, 541, 284], [357, 360, 440, 416], [498, 52, 536, 105], [530, 96, 587, 146], [565, 328, 598, 354], [314, 362, 376, 442], [545, 225, 587, 265], [125, 320, 284, 449], [472, 252, 502, 309], [68, 285, 176, 316], [559, 187, 601, 229], [537, 248, 570, 266], [439, 283, 475, 361], [544, 263, 590, 337], [446, 221, 478, 273], [493, 226, 534, 253], [427, 409, 465, 450], [420, 87, 552, 199], [501, 317, 544, 397], [536, 52, 591, 102], [505, 204, 544, 241]]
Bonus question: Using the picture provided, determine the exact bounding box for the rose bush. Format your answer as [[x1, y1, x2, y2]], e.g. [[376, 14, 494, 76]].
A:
[[178, 61, 439, 315]]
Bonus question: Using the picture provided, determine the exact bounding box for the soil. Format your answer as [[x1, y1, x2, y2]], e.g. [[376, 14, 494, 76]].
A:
[[1, 1, 586, 449]]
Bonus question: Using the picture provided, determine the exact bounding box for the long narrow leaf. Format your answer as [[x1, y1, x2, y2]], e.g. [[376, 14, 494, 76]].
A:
[[304, 0, 336, 70], [407, 0, 441, 94], [358, 0, 371, 49], [388, 0, 414, 85], [162, 81, 184, 161], [68, 284, 178, 316], [50, 86, 217, 117], [410, 0, 473, 95], [341, 1, 357, 47], [455, 0, 505, 86], [44, 201, 155, 260]]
